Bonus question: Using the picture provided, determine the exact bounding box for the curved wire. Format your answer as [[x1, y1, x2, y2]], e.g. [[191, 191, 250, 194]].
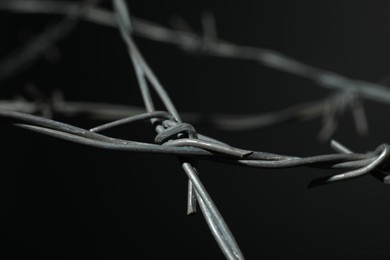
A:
[[323, 144, 390, 184], [2, 110, 388, 260], [90, 111, 172, 132], [163, 138, 252, 158], [4, 110, 382, 174], [2, 2, 390, 259]]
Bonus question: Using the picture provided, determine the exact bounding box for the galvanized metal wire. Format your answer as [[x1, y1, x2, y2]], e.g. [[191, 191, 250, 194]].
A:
[[1, 1, 390, 259]]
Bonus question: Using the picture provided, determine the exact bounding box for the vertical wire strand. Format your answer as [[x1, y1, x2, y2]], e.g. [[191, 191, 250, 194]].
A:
[[112, 1, 244, 258], [113, 0, 198, 215]]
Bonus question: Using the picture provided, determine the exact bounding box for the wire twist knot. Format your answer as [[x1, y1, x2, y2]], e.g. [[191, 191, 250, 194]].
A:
[[155, 119, 198, 144]]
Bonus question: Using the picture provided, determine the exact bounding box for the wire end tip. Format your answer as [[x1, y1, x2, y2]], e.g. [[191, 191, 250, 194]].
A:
[[186, 208, 196, 215], [383, 175, 390, 184]]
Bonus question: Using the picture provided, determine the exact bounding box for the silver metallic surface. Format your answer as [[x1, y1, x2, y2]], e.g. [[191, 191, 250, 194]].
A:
[[1, 1, 390, 259]]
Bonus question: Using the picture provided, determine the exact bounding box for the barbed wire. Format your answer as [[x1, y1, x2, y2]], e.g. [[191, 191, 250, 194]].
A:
[[2, 0, 386, 142], [0, 0, 378, 141], [1, 1, 390, 259]]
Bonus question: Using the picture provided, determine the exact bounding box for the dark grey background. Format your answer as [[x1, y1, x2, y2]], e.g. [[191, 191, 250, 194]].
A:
[[2, 1, 390, 259]]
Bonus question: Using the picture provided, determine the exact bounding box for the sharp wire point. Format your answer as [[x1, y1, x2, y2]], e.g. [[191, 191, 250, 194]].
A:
[[3, 1, 390, 259]]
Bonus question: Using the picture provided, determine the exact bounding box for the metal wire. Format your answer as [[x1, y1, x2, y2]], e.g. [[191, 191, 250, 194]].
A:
[[1, 1, 390, 259], [0, 0, 375, 141]]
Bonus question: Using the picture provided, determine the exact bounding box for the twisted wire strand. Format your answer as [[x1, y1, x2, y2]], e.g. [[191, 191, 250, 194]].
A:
[[1, 109, 383, 170], [113, 0, 243, 258], [0, 92, 368, 142], [1, 1, 390, 105], [0, 107, 388, 259], [0, 0, 103, 81], [0, 0, 374, 141], [1, 1, 390, 259]]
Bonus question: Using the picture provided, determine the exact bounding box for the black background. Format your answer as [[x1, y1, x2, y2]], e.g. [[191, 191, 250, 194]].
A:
[[2, 1, 390, 259]]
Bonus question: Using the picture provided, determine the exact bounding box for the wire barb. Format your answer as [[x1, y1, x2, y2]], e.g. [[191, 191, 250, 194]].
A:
[[2, 1, 390, 259]]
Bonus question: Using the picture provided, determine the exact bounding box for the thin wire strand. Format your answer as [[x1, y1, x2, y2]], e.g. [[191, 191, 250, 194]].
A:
[[1, 109, 388, 259], [2, 1, 390, 105], [0, 0, 375, 141], [113, 0, 200, 215], [113, 1, 242, 258], [90, 111, 171, 132], [2, 109, 381, 171], [1, 2, 390, 259], [0, 0, 102, 81]]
